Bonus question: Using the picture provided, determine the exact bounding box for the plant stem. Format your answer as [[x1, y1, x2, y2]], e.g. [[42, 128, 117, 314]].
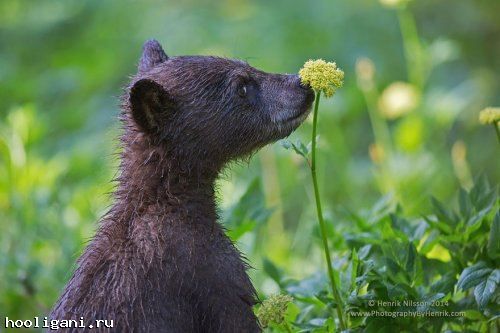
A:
[[397, 7, 425, 89], [310, 91, 346, 330], [283, 321, 293, 333], [494, 122, 500, 144], [362, 86, 396, 193]]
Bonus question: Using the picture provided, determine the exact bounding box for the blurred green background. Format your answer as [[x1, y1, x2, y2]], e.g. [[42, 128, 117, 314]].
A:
[[0, 0, 498, 324]]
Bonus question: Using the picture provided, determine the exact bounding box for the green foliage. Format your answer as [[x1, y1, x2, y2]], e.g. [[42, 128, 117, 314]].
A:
[[257, 179, 499, 332], [0, 105, 113, 319], [281, 139, 312, 163], [222, 178, 274, 241]]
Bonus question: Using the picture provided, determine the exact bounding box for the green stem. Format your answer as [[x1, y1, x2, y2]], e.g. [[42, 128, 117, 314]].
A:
[[310, 91, 346, 330], [397, 7, 425, 89], [283, 321, 293, 333], [360, 84, 396, 195], [494, 122, 500, 144], [364, 88, 393, 156]]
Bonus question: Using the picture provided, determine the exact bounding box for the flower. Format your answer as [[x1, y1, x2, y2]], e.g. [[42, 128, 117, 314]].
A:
[[355, 57, 376, 91], [379, 0, 411, 9], [256, 294, 293, 328], [299, 59, 344, 98], [378, 82, 419, 119], [479, 107, 500, 125]]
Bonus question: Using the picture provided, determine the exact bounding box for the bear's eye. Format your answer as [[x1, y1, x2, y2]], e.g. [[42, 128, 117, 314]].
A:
[[237, 85, 247, 98]]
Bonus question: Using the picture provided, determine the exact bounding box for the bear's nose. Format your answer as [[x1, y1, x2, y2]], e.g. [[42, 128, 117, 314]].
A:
[[287, 74, 311, 91]]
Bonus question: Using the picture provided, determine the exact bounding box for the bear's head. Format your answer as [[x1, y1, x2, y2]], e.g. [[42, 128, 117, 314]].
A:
[[127, 39, 314, 171]]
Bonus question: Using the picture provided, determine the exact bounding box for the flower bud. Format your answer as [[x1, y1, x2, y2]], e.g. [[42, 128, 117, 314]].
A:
[[256, 294, 293, 328], [479, 107, 500, 125]]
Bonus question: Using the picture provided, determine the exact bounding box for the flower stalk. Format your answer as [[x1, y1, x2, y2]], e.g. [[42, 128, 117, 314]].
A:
[[299, 59, 346, 330], [310, 91, 346, 330]]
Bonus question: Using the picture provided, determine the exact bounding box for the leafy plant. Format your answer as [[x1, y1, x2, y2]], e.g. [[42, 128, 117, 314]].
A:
[[257, 178, 499, 332]]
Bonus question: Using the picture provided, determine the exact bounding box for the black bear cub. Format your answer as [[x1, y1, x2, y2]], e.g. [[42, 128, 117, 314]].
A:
[[50, 39, 314, 332]]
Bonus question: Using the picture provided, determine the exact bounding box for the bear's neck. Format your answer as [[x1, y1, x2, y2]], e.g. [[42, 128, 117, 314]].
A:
[[113, 133, 219, 224]]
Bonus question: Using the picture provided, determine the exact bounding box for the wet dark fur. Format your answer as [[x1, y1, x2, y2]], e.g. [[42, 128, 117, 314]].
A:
[[50, 40, 314, 332]]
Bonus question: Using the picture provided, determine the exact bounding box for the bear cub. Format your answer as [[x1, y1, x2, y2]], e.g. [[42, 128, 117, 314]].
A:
[[50, 39, 314, 332]]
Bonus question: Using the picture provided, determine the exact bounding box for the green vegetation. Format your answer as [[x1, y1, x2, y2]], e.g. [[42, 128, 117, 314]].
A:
[[1, 0, 498, 332], [257, 177, 499, 332]]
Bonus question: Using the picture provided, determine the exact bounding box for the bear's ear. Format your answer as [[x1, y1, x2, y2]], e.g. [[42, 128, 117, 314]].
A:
[[139, 39, 169, 72], [129, 79, 174, 134]]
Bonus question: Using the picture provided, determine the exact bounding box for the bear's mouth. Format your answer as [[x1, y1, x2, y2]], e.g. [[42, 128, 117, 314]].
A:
[[284, 90, 314, 125], [269, 86, 315, 136], [286, 105, 312, 123], [285, 89, 314, 123]]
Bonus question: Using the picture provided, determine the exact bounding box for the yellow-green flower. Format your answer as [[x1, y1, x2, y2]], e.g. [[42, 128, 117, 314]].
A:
[[256, 294, 293, 328], [299, 59, 344, 98], [479, 107, 500, 125]]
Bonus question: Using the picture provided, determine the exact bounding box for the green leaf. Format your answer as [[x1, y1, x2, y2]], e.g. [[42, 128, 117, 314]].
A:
[[469, 175, 496, 212], [470, 175, 489, 205], [381, 240, 406, 266], [463, 310, 485, 320], [344, 232, 382, 246], [368, 194, 396, 224], [222, 178, 274, 237], [420, 230, 440, 255], [405, 242, 417, 282], [314, 290, 333, 306], [423, 215, 452, 235], [465, 207, 489, 233], [280, 138, 311, 160], [358, 244, 372, 260], [385, 282, 409, 299], [412, 220, 428, 242], [347, 249, 359, 293], [457, 262, 493, 291], [416, 293, 445, 312], [474, 269, 500, 309], [383, 257, 408, 284], [341, 208, 370, 230], [458, 188, 472, 219], [390, 214, 413, 241], [280, 139, 292, 150], [286, 272, 327, 298], [226, 220, 256, 240], [430, 272, 457, 295], [475, 189, 496, 213], [431, 197, 458, 227], [364, 318, 392, 332], [263, 258, 283, 286], [488, 211, 500, 259]]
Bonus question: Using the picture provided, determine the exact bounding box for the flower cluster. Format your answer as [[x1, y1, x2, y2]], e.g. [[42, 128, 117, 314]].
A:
[[299, 59, 344, 98], [479, 107, 500, 125], [256, 294, 293, 328]]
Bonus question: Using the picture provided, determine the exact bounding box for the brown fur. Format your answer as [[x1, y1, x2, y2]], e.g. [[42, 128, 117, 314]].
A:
[[50, 40, 314, 332]]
